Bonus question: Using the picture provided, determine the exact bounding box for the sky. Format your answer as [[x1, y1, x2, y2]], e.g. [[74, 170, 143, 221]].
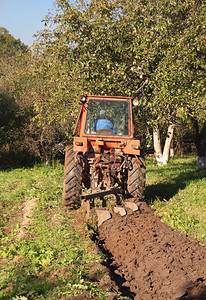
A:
[[0, 0, 55, 47]]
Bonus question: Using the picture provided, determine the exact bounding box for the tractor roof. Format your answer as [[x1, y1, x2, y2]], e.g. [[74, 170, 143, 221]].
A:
[[82, 95, 132, 101]]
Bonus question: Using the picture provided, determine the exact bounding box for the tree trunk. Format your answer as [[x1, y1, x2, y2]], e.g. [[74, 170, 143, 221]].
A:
[[193, 121, 206, 169], [170, 140, 174, 158], [153, 126, 163, 165], [153, 124, 175, 166], [162, 123, 175, 165]]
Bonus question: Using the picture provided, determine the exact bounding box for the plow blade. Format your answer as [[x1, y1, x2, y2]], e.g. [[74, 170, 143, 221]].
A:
[[125, 202, 139, 211], [96, 209, 111, 227], [114, 207, 126, 216]]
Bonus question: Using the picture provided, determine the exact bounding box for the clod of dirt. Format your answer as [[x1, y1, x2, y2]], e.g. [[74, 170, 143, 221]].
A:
[[97, 203, 206, 300]]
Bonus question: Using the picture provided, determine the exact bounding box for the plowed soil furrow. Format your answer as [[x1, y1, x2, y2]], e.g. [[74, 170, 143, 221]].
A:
[[97, 202, 206, 300]]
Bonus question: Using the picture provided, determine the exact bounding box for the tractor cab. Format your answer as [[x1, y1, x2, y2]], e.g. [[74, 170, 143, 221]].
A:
[[73, 95, 140, 155], [84, 97, 132, 136], [75, 95, 134, 139]]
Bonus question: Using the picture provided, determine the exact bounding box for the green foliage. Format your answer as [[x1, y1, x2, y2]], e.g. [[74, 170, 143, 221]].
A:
[[0, 33, 34, 159], [0, 39, 70, 163], [35, 0, 205, 125], [28, 0, 205, 158], [0, 27, 27, 57]]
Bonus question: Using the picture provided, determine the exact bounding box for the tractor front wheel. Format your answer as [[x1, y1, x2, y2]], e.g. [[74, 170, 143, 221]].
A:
[[63, 146, 83, 208], [127, 156, 146, 201]]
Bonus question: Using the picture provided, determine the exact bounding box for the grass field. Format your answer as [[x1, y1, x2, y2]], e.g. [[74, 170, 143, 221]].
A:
[[0, 156, 205, 299], [146, 156, 206, 242], [0, 163, 114, 299]]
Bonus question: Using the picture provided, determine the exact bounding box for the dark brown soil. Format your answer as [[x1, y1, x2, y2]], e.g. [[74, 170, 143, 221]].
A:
[[97, 202, 206, 300]]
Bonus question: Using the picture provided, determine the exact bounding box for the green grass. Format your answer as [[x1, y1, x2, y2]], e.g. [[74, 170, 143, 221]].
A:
[[0, 156, 205, 299], [0, 162, 114, 299], [146, 155, 206, 242]]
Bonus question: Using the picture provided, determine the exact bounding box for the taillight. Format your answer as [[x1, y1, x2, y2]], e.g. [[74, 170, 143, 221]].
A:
[[132, 145, 140, 150], [75, 142, 83, 146]]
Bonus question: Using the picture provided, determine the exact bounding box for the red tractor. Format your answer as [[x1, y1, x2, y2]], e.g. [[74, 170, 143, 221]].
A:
[[63, 95, 146, 212]]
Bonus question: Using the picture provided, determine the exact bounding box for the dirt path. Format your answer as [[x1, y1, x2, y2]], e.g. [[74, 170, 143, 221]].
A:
[[17, 198, 38, 240], [97, 202, 206, 300]]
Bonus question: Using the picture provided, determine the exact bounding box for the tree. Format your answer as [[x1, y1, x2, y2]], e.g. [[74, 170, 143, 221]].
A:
[[0, 27, 27, 57], [0, 26, 75, 163], [26, 40, 82, 163], [0, 52, 33, 157], [34, 0, 205, 165]]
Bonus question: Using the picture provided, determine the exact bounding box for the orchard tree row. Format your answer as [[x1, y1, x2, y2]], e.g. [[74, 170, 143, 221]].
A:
[[0, 0, 205, 167]]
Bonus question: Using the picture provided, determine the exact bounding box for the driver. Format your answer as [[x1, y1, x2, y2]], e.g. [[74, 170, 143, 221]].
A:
[[93, 110, 116, 134]]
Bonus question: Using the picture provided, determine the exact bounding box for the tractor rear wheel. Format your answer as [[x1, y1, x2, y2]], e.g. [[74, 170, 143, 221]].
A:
[[63, 146, 83, 208], [127, 156, 146, 201]]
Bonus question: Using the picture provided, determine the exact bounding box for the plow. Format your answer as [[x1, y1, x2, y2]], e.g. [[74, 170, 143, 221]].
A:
[[81, 194, 140, 227], [63, 95, 146, 225]]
